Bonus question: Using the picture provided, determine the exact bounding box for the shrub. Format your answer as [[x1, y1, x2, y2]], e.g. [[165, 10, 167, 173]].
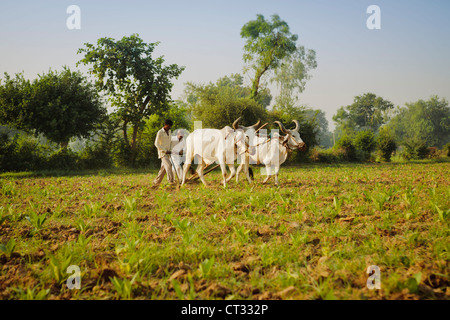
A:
[[334, 136, 357, 161], [0, 133, 45, 172], [354, 130, 376, 154], [444, 143, 450, 157], [426, 147, 439, 159], [401, 138, 429, 160], [46, 149, 80, 170], [309, 147, 339, 163], [78, 142, 113, 170], [377, 127, 397, 162]]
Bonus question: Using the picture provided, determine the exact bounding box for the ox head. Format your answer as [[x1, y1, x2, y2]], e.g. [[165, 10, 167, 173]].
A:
[[274, 120, 307, 151], [232, 117, 261, 153]]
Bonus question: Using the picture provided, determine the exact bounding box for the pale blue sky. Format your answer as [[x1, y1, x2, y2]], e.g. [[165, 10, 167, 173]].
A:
[[1, 0, 450, 128]]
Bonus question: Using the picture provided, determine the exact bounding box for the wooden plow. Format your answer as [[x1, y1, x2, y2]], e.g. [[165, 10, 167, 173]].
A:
[[185, 163, 221, 182]]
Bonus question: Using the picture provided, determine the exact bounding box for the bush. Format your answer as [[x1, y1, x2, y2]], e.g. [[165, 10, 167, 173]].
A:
[[354, 130, 376, 154], [426, 147, 440, 159], [334, 136, 357, 161], [310, 147, 339, 163], [401, 138, 429, 160], [444, 143, 450, 157], [78, 142, 113, 170], [0, 133, 45, 172], [46, 149, 80, 170], [377, 127, 397, 162]]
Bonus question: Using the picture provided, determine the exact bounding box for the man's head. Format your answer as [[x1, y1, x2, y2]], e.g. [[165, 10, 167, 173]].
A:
[[163, 119, 173, 131]]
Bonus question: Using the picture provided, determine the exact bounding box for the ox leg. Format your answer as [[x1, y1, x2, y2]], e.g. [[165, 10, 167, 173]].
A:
[[220, 162, 228, 188], [243, 154, 252, 184], [226, 164, 235, 183], [236, 163, 243, 183], [274, 166, 280, 186], [197, 161, 208, 187], [262, 165, 271, 184], [181, 158, 192, 186]]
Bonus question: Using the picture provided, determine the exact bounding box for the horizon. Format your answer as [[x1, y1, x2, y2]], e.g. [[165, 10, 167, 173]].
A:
[[1, 0, 450, 129]]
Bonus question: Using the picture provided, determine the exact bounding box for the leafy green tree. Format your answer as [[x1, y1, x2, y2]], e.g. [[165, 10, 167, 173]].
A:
[[184, 74, 269, 128], [388, 96, 450, 148], [0, 68, 106, 149], [241, 14, 298, 101], [77, 34, 185, 164], [333, 93, 394, 137], [377, 126, 397, 161]]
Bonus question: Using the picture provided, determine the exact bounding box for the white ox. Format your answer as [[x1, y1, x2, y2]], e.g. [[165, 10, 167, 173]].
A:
[[236, 120, 307, 185], [181, 118, 259, 187]]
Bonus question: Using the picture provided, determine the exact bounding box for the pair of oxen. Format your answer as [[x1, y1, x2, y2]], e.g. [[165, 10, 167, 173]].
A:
[[175, 118, 306, 187]]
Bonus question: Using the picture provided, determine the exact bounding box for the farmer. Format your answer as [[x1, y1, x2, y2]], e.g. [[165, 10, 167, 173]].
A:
[[152, 119, 175, 187]]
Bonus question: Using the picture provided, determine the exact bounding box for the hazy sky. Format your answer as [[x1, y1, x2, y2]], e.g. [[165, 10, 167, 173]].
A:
[[1, 0, 450, 129]]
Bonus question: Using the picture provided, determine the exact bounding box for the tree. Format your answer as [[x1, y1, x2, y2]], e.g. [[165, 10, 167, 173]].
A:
[[77, 34, 185, 164], [388, 96, 450, 149], [271, 46, 317, 110], [0, 68, 106, 149], [184, 74, 269, 129], [333, 93, 394, 137], [241, 14, 298, 101]]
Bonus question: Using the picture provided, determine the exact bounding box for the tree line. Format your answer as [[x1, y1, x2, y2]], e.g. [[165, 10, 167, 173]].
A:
[[1, 14, 449, 172]]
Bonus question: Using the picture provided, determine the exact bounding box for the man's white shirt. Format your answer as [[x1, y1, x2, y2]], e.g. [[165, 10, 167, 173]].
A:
[[154, 128, 172, 159]]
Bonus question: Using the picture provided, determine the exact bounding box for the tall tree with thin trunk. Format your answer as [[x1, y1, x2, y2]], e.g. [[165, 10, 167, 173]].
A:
[[240, 14, 298, 102]]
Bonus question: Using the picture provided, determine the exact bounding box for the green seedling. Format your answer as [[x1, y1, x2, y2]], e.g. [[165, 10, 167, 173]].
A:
[[172, 218, 191, 232], [83, 203, 100, 218], [172, 279, 185, 300], [75, 218, 91, 233], [199, 257, 215, 277], [434, 205, 449, 223], [233, 226, 250, 243], [111, 273, 139, 300], [124, 197, 137, 214], [26, 211, 47, 234], [49, 255, 73, 284], [0, 238, 16, 257], [13, 286, 50, 300], [371, 193, 389, 211], [0, 207, 9, 225], [333, 196, 344, 213]]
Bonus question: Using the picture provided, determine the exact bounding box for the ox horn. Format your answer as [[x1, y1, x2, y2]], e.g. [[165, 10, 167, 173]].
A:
[[247, 119, 261, 130], [292, 120, 300, 132], [232, 117, 242, 130], [274, 121, 289, 134]]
